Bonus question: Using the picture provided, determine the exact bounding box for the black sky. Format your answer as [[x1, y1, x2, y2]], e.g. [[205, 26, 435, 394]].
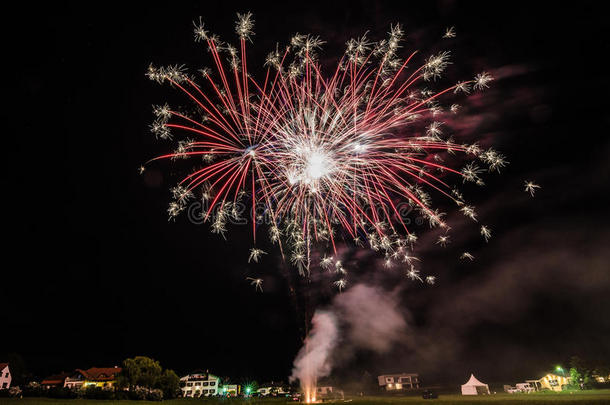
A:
[[2, 0, 609, 386]]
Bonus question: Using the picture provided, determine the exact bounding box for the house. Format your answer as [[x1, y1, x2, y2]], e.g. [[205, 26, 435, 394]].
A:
[[315, 385, 343, 399], [0, 363, 10, 390], [222, 384, 241, 397], [537, 372, 570, 391], [64, 370, 87, 390], [516, 382, 535, 393], [525, 379, 542, 391], [41, 367, 120, 390], [257, 381, 290, 396], [41, 372, 71, 389], [461, 374, 490, 395], [377, 373, 420, 391], [81, 367, 122, 388], [180, 372, 221, 397]]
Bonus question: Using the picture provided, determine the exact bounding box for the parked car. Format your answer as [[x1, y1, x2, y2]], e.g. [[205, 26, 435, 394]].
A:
[[422, 389, 438, 399]]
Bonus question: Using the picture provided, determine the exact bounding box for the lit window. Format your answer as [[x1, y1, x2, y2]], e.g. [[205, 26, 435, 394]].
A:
[[210, 381, 216, 386]]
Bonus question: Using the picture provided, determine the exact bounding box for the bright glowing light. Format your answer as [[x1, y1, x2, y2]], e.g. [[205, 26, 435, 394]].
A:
[[352, 142, 368, 153], [285, 144, 334, 191], [305, 150, 331, 181]]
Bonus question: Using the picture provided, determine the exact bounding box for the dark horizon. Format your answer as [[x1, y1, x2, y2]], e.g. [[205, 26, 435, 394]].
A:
[[3, 0, 609, 387]]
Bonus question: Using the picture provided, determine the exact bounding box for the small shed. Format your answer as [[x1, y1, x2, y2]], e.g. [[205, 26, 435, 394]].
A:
[[461, 374, 490, 395]]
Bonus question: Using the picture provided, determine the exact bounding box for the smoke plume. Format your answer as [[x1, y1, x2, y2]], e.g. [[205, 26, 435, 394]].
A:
[[290, 311, 339, 401], [290, 284, 407, 399]]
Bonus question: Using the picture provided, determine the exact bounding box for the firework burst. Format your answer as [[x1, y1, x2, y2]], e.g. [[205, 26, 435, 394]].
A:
[[144, 13, 503, 279]]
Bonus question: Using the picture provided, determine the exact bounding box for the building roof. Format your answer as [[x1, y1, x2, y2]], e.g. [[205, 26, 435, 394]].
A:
[[540, 372, 570, 380], [180, 372, 219, 381], [379, 373, 419, 377], [462, 374, 488, 387], [0, 363, 8, 371], [259, 381, 288, 388], [42, 372, 71, 385], [77, 367, 122, 381], [377, 373, 419, 386]]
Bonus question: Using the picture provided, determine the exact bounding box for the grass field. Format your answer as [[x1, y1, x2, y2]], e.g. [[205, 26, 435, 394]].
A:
[[2, 391, 610, 405]]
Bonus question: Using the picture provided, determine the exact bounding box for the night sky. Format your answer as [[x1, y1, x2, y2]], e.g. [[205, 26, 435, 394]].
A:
[[3, 1, 609, 387]]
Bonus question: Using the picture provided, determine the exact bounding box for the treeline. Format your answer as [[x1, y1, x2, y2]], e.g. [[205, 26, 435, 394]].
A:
[[566, 355, 610, 390], [0, 355, 180, 401], [0, 384, 164, 401]]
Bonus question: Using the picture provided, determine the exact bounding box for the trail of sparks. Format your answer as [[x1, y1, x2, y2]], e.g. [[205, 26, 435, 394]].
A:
[[144, 13, 505, 279]]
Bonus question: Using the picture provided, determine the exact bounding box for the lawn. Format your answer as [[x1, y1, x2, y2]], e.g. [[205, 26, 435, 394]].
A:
[[2, 391, 610, 405]]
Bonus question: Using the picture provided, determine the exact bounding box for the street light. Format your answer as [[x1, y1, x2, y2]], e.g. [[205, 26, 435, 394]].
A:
[[556, 366, 565, 377]]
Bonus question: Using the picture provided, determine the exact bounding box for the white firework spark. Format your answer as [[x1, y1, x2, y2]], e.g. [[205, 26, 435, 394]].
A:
[[406, 265, 423, 282], [246, 277, 263, 292], [320, 255, 334, 270], [524, 180, 541, 196], [334, 278, 347, 292], [443, 27, 456, 39], [248, 248, 267, 263], [480, 225, 492, 242], [473, 71, 494, 90], [437, 235, 451, 247], [460, 252, 475, 261], [460, 205, 477, 221]]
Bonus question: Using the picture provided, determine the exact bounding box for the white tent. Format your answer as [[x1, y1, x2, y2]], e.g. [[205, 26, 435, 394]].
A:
[[461, 374, 490, 395]]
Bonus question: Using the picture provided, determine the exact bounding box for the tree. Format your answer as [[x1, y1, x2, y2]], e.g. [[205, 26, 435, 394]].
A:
[[569, 367, 582, 389], [119, 356, 163, 390], [569, 356, 594, 389], [157, 369, 180, 398], [118, 356, 180, 398]]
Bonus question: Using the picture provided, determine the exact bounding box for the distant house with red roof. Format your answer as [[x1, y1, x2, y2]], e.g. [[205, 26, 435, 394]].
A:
[[80, 367, 122, 389], [42, 367, 122, 390], [64, 369, 87, 390], [0, 363, 11, 390], [41, 372, 72, 389]]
